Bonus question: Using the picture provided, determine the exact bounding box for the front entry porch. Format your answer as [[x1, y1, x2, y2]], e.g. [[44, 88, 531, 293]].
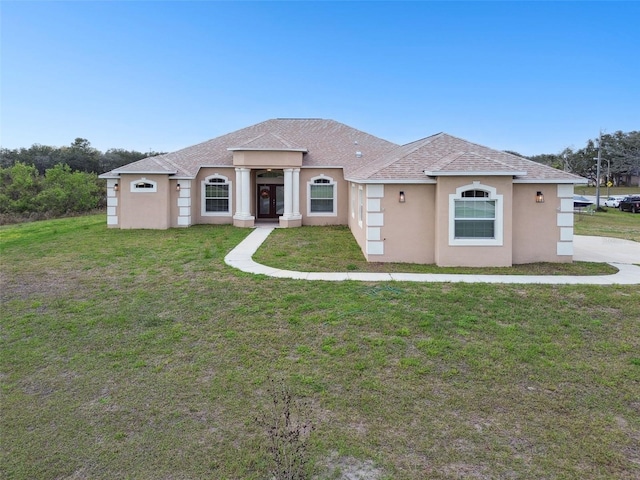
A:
[[232, 167, 302, 228]]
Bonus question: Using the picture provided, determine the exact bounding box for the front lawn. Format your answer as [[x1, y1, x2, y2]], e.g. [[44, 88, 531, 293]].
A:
[[574, 206, 640, 242], [1, 215, 639, 479], [254, 225, 618, 275]]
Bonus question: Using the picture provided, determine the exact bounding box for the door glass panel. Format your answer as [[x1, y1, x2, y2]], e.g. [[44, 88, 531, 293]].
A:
[[259, 186, 271, 216], [276, 186, 285, 215]]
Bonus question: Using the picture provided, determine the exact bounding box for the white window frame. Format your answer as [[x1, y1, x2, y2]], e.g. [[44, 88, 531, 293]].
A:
[[130, 178, 157, 193], [201, 174, 232, 217], [307, 174, 337, 216], [449, 182, 503, 246]]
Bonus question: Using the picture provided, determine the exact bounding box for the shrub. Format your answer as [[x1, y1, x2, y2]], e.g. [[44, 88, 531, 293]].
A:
[[0, 162, 103, 220]]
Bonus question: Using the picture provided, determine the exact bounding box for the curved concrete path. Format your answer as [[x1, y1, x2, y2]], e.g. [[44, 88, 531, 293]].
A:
[[224, 228, 640, 284]]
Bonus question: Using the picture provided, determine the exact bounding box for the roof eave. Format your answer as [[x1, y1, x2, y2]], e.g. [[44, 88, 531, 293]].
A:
[[344, 177, 437, 184], [226, 147, 308, 153], [424, 170, 528, 177], [111, 170, 178, 175], [513, 178, 589, 184]]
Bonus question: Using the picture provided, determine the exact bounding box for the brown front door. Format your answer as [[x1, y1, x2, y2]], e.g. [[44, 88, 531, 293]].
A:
[[257, 184, 284, 218]]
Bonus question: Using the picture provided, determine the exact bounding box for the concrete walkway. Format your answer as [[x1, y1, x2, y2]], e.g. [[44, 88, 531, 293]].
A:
[[224, 227, 640, 284]]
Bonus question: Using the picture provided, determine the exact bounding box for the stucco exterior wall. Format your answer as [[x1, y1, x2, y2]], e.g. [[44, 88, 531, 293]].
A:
[[375, 184, 436, 264], [300, 168, 349, 226], [434, 176, 514, 267], [512, 184, 570, 264], [119, 174, 171, 229], [232, 151, 303, 168], [193, 167, 236, 225]]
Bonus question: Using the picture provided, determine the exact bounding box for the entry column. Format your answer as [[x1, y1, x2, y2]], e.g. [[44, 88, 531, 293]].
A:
[[292, 168, 301, 217], [233, 167, 255, 227], [279, 168, 302, 227]]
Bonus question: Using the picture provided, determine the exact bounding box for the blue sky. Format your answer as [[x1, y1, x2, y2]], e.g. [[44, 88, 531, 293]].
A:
[[1, 1, 638, 156]]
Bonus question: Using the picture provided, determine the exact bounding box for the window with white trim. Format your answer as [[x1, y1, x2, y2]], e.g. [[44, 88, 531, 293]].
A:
[[201, 174, 232, 216], [307, 175, 336, 216], [130, 178, 157, 193], [449, 183, 503, 246]]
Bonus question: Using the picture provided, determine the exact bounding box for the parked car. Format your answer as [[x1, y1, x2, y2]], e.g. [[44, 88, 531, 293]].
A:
[[603, 195, 626, 208], [573, 195, 594, 209], [619, 195, 640, 213]]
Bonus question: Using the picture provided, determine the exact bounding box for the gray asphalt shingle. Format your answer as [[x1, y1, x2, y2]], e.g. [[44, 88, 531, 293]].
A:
[[104, 119, 584, 183]]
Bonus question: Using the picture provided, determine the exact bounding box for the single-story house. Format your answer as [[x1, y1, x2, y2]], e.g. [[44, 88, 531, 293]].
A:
[[99, 118, 587, 267]]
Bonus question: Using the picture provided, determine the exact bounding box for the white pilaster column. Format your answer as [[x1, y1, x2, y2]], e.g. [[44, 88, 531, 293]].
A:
[[283, 168, 293, 218], [292, 168, 301, 217], [235, 168, 243, 216], [233, 168, 254, 221], [242, 168, 251, 216]]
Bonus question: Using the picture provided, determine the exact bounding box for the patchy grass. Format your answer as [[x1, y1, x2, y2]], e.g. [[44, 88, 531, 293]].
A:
[[2, 215, 640, 479], [574, 207, 640, 242], [254, 225, 618, 275]]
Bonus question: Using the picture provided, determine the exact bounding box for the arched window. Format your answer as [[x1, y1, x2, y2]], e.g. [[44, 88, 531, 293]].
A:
[[201, 174, 232, 216], [449, 182, 503, 246], [307, 175, 337, 216], [130, 178, 157, 193]]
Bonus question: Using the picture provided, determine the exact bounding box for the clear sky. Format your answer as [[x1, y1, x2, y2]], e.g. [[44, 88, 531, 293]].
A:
[[1, 1, 638, 156]]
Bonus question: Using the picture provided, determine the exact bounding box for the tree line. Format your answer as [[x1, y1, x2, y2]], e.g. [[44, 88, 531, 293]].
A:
[[1, 131, 638, 224], [0, 137, 165, 175], [525, 130, 640, 187], [0, 138, 164, 223]]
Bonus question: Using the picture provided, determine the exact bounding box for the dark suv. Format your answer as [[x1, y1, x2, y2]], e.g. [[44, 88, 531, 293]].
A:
[[619, 195, 640, 213]]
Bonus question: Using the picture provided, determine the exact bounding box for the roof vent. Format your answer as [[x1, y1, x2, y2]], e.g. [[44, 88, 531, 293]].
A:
[[356, 151, 362, 158]]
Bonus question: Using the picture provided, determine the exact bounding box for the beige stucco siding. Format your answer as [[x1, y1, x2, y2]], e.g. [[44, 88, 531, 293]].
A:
[[434, 176, 514, 267], [512, 184, 570, 264], [375, 184, 436, 264], [300, 168, 349, 226], [119, 174, 171, 229], [193, 167, 236, 225], [232, 151, 303, 168]]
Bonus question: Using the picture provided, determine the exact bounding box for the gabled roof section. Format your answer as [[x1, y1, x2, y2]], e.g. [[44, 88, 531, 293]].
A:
[[424, 151, 527, 176], [227, 132, 307, 152], [108, 155, 185, 176], [101, 119, 399, 178], [347, 132, 584, 183], [100, 120, 586, 184]]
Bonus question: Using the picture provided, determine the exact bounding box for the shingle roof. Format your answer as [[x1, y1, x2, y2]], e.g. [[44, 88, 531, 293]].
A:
[[227, 132, 307, 152], [103, 119, 585, 183], [348, 133, 583, 182]]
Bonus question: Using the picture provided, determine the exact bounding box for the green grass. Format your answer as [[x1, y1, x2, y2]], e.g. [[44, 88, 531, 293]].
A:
[[574, 206, 640, 242], [254, 225, 618, 275], [2, 214, 640, 479], [574, 186, 640, 197]]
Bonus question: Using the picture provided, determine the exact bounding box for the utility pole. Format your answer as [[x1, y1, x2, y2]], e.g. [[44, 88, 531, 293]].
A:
[[595, 131, 602, 210], [606, 158, 611, 197]]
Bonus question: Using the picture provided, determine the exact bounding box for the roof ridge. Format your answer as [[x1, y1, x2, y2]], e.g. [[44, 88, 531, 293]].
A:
[[352, 133, 442, 179], [435, 132, 529, 162]]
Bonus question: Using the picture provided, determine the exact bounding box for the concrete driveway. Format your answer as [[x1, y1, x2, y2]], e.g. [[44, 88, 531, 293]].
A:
[[574, 235, 640, 264]]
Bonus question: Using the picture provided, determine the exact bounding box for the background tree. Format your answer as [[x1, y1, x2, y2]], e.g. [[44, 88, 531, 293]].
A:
[[0, 140, 165, 175], [601, 130, 640, 186], [35, 164, 102, 215], [59, 138, 101, 173], [0, 162, 41, 213]]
